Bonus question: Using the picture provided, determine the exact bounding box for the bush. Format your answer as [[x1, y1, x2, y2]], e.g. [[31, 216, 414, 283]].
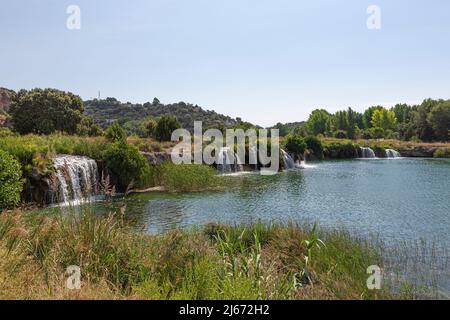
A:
[[434, 148, 450, 158], [283, 135, 306, 159], [334, 130, 347, 139], [0, 149, 23, 209], [104, 141, 150, 190], [106, 123, 127, 144], [154, 115, 181, 141], [305, 136, 323, 159], [371, 145, 387, 158], [9, 88, 84, 135], [153, 163, 221, 192], [323, 142, 359, 159]]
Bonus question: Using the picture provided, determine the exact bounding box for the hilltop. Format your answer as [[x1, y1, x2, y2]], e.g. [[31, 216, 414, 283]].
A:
[[84, 97, 242, 131]]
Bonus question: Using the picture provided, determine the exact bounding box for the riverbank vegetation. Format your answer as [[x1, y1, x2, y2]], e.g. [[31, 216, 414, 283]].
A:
[[0, 208, 406, 300]]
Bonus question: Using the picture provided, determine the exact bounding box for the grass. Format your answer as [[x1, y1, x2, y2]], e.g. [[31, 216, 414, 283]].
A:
[[141, 162, 226, 192], [0, 133, 108, 167], [0, 207, 410, 300]]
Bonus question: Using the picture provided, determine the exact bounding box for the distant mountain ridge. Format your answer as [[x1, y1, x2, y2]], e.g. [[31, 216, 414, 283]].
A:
[[84, 97, 242, 131]]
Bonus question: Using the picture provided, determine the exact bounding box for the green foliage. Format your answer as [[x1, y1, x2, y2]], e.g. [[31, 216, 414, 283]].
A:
[[154, 115, 181, 141], [9, 88, 84, 135], [283, 134, 307, 158], [428, 101, 450, 141], [306, 109, 331, 135], [323, 141, 359, 159], [362, 106, 383, 129], [76, 116, 103, 137], [105, 123, 127, 143], [84, 98, 244, 132], [433, 148, 450, 158], [371, 108, 397, 130], [148, 163, 222, 192], [104, 141, 150, 189], [144, 119, 157, 138], [304, 136, 323, 159], [0, 149, 23, 209]]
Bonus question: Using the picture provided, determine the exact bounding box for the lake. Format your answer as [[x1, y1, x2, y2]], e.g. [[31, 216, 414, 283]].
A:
[[74, 157, 450, 296]]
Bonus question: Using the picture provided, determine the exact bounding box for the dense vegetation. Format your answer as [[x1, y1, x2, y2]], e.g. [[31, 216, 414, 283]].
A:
[[84, 97, 243, 133], [0, 208, 404, 300], [290, 99, 450, 142], [0, 149, 23, 209]]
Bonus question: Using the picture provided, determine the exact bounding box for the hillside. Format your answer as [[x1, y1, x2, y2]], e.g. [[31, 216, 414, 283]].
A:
[[0, 87, 14, 114], [84, 97, 240, 131]]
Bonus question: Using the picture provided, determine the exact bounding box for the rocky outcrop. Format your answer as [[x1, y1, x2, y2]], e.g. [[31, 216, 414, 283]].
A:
[[0, 87, 14, 114], [141, 151, 171, 165], [398, 147, 438, 158]]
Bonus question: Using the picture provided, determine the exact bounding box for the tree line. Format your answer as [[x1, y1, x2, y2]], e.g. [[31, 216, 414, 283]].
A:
[[294, 99, 449, 141]]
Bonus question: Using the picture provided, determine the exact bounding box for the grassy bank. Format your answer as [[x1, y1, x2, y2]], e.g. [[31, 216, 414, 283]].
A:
[[0, 207, 406, 300]]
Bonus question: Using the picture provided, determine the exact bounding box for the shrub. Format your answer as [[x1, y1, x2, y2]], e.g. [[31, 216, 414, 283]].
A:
[[9, 88, 83, 135], [154, 115, 181, 141], [305, 136, 323, 159], [283, 134, 306, 158], [150, 163, 222, 192], [0, 149, 23, 209], [334, 130, 347, 139], [371, 145, 386, 158], [434, 148, 450, 158], [105, 123, 127, 144], [104, 141, 150, 190], [323, 142, 359, 159]]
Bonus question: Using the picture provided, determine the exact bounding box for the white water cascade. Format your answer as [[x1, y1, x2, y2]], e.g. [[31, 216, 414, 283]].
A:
[[52, 155, 99, 204], [281, 149, 296, 170], [360, 147, 376, 159], [385, 149, 401, 158], [216, 147, 244, 174]]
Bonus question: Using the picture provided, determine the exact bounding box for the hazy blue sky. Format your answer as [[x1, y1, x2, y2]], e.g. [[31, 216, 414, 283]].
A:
[[1, 0, 449, 126]]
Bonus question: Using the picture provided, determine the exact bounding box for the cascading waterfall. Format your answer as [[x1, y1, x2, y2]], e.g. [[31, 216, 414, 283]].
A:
[[360, 147, 376, 159], [52, 155, 99, 204], [216, 147, 243, 174], [281, 149, 296, 170], [385, 149, 401, 158]]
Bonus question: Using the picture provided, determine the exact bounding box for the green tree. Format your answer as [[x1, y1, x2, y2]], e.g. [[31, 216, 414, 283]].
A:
[[371, 108, 397, 131], [283, 134, 307, 158], [0, 149, 23, 209], [76, 116, 103, 136], [306, 109, 331, 136], [362, 106, 383, 129], [145, 119, 157, 138], [9, 88, 84, 134], [428, 101, 450, 141], [391, 103, 412, 124], [154, 115, 181, 141], [106, 123, 127, 144], [410, 99, 441, 141], [104, 142, 150, 190]]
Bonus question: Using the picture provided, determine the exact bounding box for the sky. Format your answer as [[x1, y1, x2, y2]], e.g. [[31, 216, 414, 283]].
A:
[[1, 0, 450, 127]]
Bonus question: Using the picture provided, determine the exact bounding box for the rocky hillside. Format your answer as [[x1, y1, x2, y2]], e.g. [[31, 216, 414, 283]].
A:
[[84, 97, 240, 131], [0, 87, 14, 113]]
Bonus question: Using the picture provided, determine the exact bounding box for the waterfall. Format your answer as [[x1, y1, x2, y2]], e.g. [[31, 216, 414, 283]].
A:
[[216, 147, 243, 174], [281, 149, 296, 170], [360, 147, 376, 159], [385, 149, 401, 158], [52, 155, 99, 204]]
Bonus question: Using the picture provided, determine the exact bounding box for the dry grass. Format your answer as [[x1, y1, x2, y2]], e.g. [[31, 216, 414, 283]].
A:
[[0, 209, 411, 300]]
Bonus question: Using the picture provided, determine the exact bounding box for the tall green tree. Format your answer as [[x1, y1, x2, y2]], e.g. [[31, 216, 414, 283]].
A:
[[306, 109, 331, 136], [428, 101, 450, 141], [362, 106, 383, 129], [9, 88, 84, 134], [154, 115, 181, 141], [371, 108, 397, 130]]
